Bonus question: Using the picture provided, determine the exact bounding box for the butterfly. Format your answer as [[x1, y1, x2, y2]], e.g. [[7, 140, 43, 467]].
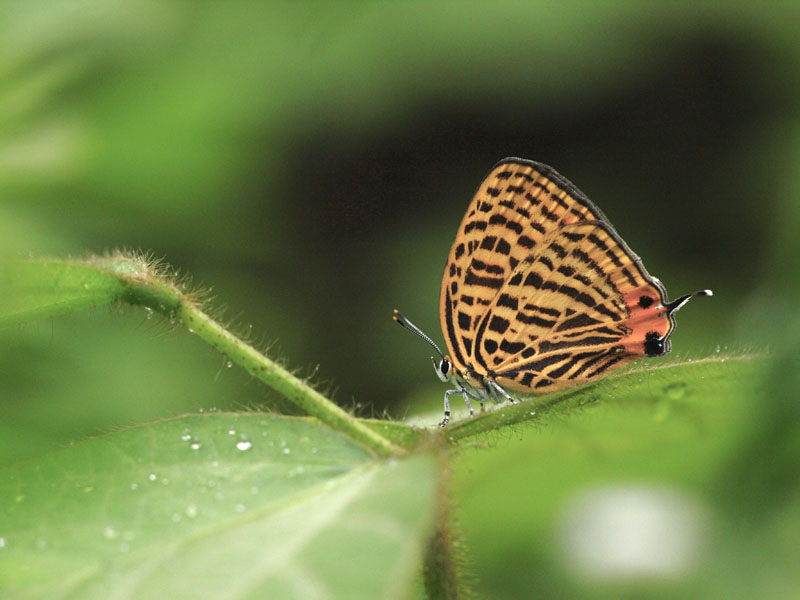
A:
[[394, 157, 711, 427]]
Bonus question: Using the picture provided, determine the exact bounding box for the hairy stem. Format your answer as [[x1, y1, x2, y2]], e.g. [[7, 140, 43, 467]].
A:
[[102, 254, 402, 457]]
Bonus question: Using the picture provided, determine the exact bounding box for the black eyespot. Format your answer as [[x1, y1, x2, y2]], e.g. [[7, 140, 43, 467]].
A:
[[638, 295, 655, 309], [644, 331, 664, 356]]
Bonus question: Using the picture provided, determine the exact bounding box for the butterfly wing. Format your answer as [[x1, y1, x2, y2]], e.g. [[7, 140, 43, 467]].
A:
[[440, 158, 610, 374], [440, 157, 674, 389], [477, 221, 673, 392]]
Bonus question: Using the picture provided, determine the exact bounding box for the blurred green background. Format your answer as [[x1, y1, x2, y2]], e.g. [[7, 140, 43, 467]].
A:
[[1, 1, 798, 598]]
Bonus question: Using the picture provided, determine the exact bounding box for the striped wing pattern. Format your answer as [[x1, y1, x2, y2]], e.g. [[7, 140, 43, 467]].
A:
[[440, 158, 672, 394]]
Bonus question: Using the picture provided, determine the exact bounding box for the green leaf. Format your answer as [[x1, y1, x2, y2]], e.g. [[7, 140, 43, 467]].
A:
[[443, 354, 761, 441], [0, 259, 127, 327], [0, 414, 439, 599], [451, 354, 774, 598]]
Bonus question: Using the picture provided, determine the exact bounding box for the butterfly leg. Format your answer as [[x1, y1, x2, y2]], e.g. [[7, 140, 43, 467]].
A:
[[461, 389, 475, 417], [441, 389, 455, 427], [441, 388, 477, 427], [488, 379, 517, 405]]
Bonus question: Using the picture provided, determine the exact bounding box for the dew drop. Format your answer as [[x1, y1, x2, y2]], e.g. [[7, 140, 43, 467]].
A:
[[237, 441, 252, 451], [188, 328, 194, 334], [148, 473, 157, 481], [190, 442, 202, 450], [0, 538, 6, 548], [715, 344, 721, 353], [185, 505, 198, 518], [161, 478, 170, 485], [226, 361, 233, 369], [228, 429, 236, 436], [130, 483, 138, 490], [181, 432, 192, 442], [282, 447, 291, 455], [235, 503, 246, 513], [103, 526, 119, 540]]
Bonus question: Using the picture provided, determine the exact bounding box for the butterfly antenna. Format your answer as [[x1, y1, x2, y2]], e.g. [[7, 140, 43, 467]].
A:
[[392, 309, 446, 360], [665, 289, 713, 315]]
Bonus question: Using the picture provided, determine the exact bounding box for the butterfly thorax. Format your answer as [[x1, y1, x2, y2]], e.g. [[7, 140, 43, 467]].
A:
[[448, 360, 509, 403]]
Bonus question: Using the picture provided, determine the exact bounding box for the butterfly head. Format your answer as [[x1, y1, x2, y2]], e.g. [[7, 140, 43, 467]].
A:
[[432, 355, 453, 383]]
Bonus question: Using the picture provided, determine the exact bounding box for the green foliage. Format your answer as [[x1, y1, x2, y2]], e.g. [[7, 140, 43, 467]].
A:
[[0, 413, 438, 599], [0, 259, 127, 327], [2, 2, 799, 598], [1, 256, 792, 599], [453, 356, 778, 599]]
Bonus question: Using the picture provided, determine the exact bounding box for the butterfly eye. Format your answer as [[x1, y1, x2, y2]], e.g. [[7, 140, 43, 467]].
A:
[[430, 356, 451, 382], [440, 358, 451, 377]]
